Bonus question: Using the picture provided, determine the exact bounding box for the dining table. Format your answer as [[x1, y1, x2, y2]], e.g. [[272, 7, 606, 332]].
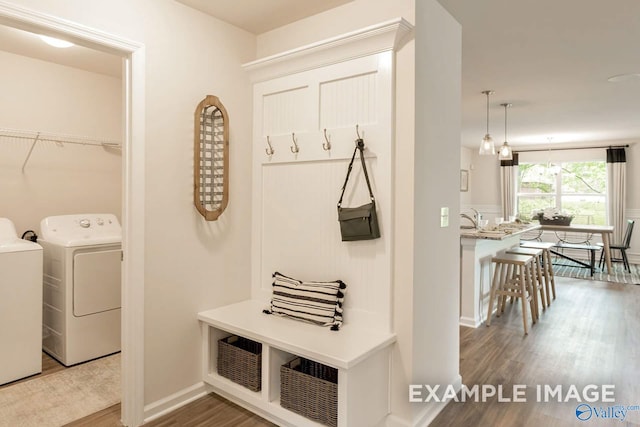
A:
[[539, 223, 615, 273]]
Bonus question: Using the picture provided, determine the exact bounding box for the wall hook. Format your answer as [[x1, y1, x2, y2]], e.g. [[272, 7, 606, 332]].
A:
[[265, 135, 274, 156], [322, 129, 331, 151], [355, 124, 365, 149], [290, 132, 299, 153]]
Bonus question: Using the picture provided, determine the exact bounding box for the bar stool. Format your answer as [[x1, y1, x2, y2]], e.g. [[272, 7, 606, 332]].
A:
[[505, 246, 546, 318], [520, 240, 556, 306], [487, 252, 537, 335]]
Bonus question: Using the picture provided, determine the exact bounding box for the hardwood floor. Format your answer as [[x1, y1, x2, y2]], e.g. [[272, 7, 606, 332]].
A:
[[63, 393, 275, 427], [429, 277, 640, 427], [66, 277, 640, 426]]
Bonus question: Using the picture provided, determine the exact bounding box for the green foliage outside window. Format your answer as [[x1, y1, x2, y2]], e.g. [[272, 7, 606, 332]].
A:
[[517, 161, 606, 225]]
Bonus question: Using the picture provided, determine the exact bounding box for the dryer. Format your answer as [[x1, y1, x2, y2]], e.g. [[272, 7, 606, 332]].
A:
[[0, 218, 43, 385], [39, 214, 121, 366]]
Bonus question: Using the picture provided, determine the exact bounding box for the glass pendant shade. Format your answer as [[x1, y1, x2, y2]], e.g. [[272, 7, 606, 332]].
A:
[[498, 102, 513, 160], [479, 134, 495, 155], [479, 90, 495, 155], [498, 142, 512, 160]]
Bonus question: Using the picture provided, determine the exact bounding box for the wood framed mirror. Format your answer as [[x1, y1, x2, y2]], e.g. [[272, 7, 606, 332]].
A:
[[194, 95, 229, 221]]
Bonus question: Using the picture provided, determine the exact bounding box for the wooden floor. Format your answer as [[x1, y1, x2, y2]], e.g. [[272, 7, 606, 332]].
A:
[[63, 393, 275, 427], [430, 277, 640, 427], [66, 277, 640, 426]]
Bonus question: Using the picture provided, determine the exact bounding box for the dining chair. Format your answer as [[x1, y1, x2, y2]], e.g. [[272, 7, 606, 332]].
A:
[[598, 219, 635, 272]]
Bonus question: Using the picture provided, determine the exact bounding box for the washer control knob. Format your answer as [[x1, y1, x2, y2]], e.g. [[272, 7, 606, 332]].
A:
[[79, 218, 91, 228], [97, 218, 104, 226]]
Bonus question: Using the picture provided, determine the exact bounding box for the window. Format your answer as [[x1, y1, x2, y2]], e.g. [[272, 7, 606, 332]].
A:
[[517, 160, 607, 225]]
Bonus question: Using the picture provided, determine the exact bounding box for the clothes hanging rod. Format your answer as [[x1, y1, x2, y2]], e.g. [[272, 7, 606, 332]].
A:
[[515, 144, 629, 153]]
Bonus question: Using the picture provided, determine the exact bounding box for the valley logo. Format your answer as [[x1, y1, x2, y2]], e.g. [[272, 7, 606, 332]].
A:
[[576, 403, 640, 422]]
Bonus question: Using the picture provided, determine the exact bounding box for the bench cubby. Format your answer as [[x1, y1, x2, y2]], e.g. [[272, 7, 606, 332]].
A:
[[198, 299, 396, 427]]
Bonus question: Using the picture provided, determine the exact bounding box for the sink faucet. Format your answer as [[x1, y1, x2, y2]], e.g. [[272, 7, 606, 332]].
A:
[[470, 208, 482, 223], [460, 208, 482, 229], [460, 213, 477, 229]]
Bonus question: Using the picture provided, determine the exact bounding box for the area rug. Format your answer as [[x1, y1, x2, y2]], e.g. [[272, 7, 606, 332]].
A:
[[0, 353, 120, 427], [552, 260, 640, 284]]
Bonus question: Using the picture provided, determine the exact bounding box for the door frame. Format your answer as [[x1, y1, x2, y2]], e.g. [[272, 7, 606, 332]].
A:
[[0, 2, 146, 426]]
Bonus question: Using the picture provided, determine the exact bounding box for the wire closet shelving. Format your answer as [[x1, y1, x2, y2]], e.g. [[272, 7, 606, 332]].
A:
[[0, 127, 121, 172]]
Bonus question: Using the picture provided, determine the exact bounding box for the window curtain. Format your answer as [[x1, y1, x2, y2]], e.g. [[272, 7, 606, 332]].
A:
[[606, 147, 626, 243], [500, 153, 519, 219]]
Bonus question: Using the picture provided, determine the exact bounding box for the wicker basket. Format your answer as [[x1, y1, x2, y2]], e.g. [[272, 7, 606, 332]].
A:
[[539, 217, 572, 226], [280, 357, 338, 427], [217, 335, 262, 392]]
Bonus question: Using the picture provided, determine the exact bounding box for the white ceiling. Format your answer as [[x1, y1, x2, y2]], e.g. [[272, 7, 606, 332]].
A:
[[437, 0, 640, 149], [176, 0, 353, 34], [0, 25, 121, 78], [3, 0, 638, 150]]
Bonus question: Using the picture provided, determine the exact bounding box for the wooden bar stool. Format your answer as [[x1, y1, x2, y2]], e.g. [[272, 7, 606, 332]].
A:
[[505, 246, 546, 318], [520, 240, 556, 306], [487, 252, 537, 335]]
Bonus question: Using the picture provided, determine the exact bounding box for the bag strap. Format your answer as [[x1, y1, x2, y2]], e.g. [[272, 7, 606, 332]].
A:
[[337, 138, 375, 207]]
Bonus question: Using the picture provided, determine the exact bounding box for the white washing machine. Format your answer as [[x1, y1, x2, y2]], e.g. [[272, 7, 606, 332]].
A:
[[0, 218, 43, 385], [39, 214, 122, 366]]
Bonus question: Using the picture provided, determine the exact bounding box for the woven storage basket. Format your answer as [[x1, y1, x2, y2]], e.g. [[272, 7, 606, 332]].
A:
[[539, 217, 572, 226], [280, 357, 338, 427], [217, 335, 262, 392]]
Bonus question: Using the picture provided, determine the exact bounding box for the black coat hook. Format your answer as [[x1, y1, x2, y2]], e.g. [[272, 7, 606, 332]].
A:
[[355, 124, 364, 149]]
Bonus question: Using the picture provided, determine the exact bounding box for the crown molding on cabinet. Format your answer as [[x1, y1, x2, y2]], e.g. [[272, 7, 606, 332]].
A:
[[242, 17, 413, 82]]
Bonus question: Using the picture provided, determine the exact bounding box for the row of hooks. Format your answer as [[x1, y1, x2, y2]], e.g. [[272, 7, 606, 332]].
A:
[[265, 125, 363, 156]]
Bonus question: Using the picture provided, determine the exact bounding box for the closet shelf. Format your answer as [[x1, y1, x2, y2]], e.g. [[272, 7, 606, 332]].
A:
[[0, 127, 121, 172]]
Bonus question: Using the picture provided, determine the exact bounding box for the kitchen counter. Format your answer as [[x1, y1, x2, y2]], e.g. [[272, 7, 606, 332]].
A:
[[460, 222, 540, 240], [459, 223, 540, 327]]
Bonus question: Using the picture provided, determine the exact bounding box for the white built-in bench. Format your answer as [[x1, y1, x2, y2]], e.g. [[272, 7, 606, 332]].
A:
[[198, 299, 396, 427]]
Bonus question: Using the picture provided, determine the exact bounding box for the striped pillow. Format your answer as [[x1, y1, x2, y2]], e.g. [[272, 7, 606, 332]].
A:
[[266, 272, 346, 330]]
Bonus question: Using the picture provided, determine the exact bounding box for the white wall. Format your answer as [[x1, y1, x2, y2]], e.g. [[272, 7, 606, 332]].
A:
[[0, 49, 122, 235], [257, 0, 414, 57], [460, 146, 472, 206], [7, 0, 257, 407], [411, 1, 461, 425]]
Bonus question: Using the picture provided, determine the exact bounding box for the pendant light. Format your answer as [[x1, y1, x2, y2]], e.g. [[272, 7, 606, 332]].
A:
[[479, 90, 495, 155], [498, 103, 513, 161]]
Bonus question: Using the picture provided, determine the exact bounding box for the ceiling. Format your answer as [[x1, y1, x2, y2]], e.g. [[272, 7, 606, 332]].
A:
[[2, 0, 638, 150], [175, 0, 353, 34], [437, 0, 640, 149], [0, 25, 121, 78]]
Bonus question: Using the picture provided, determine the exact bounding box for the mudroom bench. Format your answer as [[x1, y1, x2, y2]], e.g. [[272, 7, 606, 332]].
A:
[[198, 299, 396, 427]]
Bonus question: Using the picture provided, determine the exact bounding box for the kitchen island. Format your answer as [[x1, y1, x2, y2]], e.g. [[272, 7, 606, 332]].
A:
[[459, 223, 541, 328]]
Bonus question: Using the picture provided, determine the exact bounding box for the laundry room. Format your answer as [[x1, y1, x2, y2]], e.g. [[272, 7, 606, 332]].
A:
[[0, 22, 124, 417], [0, 25, 122, 233]]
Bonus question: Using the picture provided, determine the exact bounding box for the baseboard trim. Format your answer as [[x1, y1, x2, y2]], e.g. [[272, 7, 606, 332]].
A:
[[459, 316, 481, 328], [385, 413, 411, 427], [413, 374, 462, 427], [143, 382, 209, 423], [385, 374, 462, 427]]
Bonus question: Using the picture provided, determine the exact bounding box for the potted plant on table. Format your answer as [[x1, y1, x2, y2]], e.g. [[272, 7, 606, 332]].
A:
[[532, 208, 574, 225]]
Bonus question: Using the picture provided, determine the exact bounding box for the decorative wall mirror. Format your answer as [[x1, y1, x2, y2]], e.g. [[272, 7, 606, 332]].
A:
[[194, 95, 229, 221]]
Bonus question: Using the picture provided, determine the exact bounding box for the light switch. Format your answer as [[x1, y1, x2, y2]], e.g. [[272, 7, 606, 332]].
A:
[[440, 207, 449, 227]]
